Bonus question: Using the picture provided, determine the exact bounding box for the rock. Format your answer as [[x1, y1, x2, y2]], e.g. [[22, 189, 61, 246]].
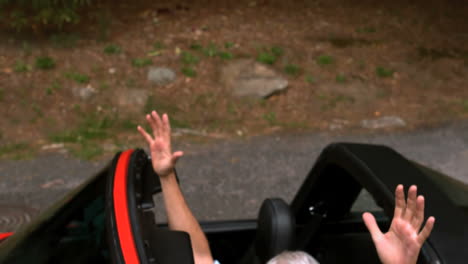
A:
[[147, 67, 176, 85], [108, 68, 116, 74], [329, 119, 349, 131], [41, 143, 65, 151], [221, 59, 288, 98], [115, 89, 148, 111], [72, 85, 96, 100], [361, 116, 406, 129], [40, 179, 64, 189]]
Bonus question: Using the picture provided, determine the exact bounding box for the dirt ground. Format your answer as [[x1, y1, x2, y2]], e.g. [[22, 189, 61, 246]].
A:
[[1, 0, 468, 159]]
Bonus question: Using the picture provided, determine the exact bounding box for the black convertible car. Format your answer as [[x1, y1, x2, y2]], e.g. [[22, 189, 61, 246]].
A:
[[0, 143, 467, 263]]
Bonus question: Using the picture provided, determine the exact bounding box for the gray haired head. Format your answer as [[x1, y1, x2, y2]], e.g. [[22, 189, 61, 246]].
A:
[[266, 251, 319, 264]]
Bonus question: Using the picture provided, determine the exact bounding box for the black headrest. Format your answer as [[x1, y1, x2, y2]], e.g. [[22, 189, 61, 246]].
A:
[[255, 198, 295, 263]]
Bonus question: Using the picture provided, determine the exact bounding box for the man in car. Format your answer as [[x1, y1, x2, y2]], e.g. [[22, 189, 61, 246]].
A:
[[137, 110, 435, 264]]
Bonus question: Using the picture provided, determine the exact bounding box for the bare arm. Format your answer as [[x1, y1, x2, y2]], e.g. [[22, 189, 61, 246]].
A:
[[363, 185, 435, 264], [138, 111, 213, 264]]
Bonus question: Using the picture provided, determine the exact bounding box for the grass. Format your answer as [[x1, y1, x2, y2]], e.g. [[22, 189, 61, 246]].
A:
[[356, 26, 377, 33], [132, 58, 152, 67], [181, 51, 200, 65], [35, 56, 56, 70], [71, 143, 103, 160], [203, 43, 219, 57], [65, 72, 90, 84], [461, 100, 468, 112], [190, 43, 203, 51], [0, 142, 30, 159], [257, 51, 277, 65], [181, 66, 197, 77], [103, 44, 122, 54], [271, 46, 284, 57], [50, 114, 115, 144], [32, 103, 43, 118], [45, 80, 62, 95], [263, 111, 277, 126], [225, 42, 235, 49], [376, 66, 394, 78], [153, 41, 165, 50], [13, 60, 30, 72], [305, 74, 316, 84], [256, 46, 284, 65], [284, 64, 301, 76], [98, 81, 110, 90], [336, 74, 347, 83], [316, 55, 334, 66], [218, 51, 234, 60]]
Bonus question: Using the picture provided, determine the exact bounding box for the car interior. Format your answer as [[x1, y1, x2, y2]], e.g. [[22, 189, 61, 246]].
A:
[[1, 143, 468, 264]]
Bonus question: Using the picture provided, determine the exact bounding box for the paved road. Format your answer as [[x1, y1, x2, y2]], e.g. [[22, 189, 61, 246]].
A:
[[1, 121, 468, 231]]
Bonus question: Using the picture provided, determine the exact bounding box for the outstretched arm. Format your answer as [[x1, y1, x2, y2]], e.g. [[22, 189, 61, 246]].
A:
[[363, 185, 435, 264], [138, 111, 214, 264]]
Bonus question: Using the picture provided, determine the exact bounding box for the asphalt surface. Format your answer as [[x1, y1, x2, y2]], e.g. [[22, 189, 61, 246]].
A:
[[1, 121, 468, 231]]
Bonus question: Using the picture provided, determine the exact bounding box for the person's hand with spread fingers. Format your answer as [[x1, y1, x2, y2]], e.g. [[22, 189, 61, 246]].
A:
[[138, 111, 214, 264], [363, 185, 435, 264], [137, 111, 183, 177]]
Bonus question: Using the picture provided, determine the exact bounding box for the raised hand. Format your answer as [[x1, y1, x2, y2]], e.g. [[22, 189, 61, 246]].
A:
[[363, 185, 435, 264], [137, 111, 183, 177]]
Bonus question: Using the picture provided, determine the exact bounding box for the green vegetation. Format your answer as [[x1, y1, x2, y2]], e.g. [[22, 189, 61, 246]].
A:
[[461, 100, 468, 112], [202, 43, 219, 57], [46, 80, 62, 95], [181, 51, 200, 65], [257, 51, 277, 65], [50, 114, 114, 144], [0, 0, 95, 32], [32, 103, 43, 118], [13, 60, 30, 72], [305, 74, 316, 84], [356, 26, 377, 33], [218, 51, 234, 60], [103, 44, 122, 54], [336, 74, 347, 83], [376, 66, 394, 78], [0, 142, 29, 159], [35, 56, 56, 70], [190, 43, 203, 51], [256, 46, 285, 65], [271, 46, 284, 57], [181, 66, 197, 77], [71, 143, 103, 160], [153, 41, 165, 50], [263, 111, 277, 126], [132, 58, 152, 67], [284, 64, 301, 76], [224, 42, 235, 49], [65, 71, 90, 84], [316, 55, 334, 66], [49, 33, 80, 48]]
